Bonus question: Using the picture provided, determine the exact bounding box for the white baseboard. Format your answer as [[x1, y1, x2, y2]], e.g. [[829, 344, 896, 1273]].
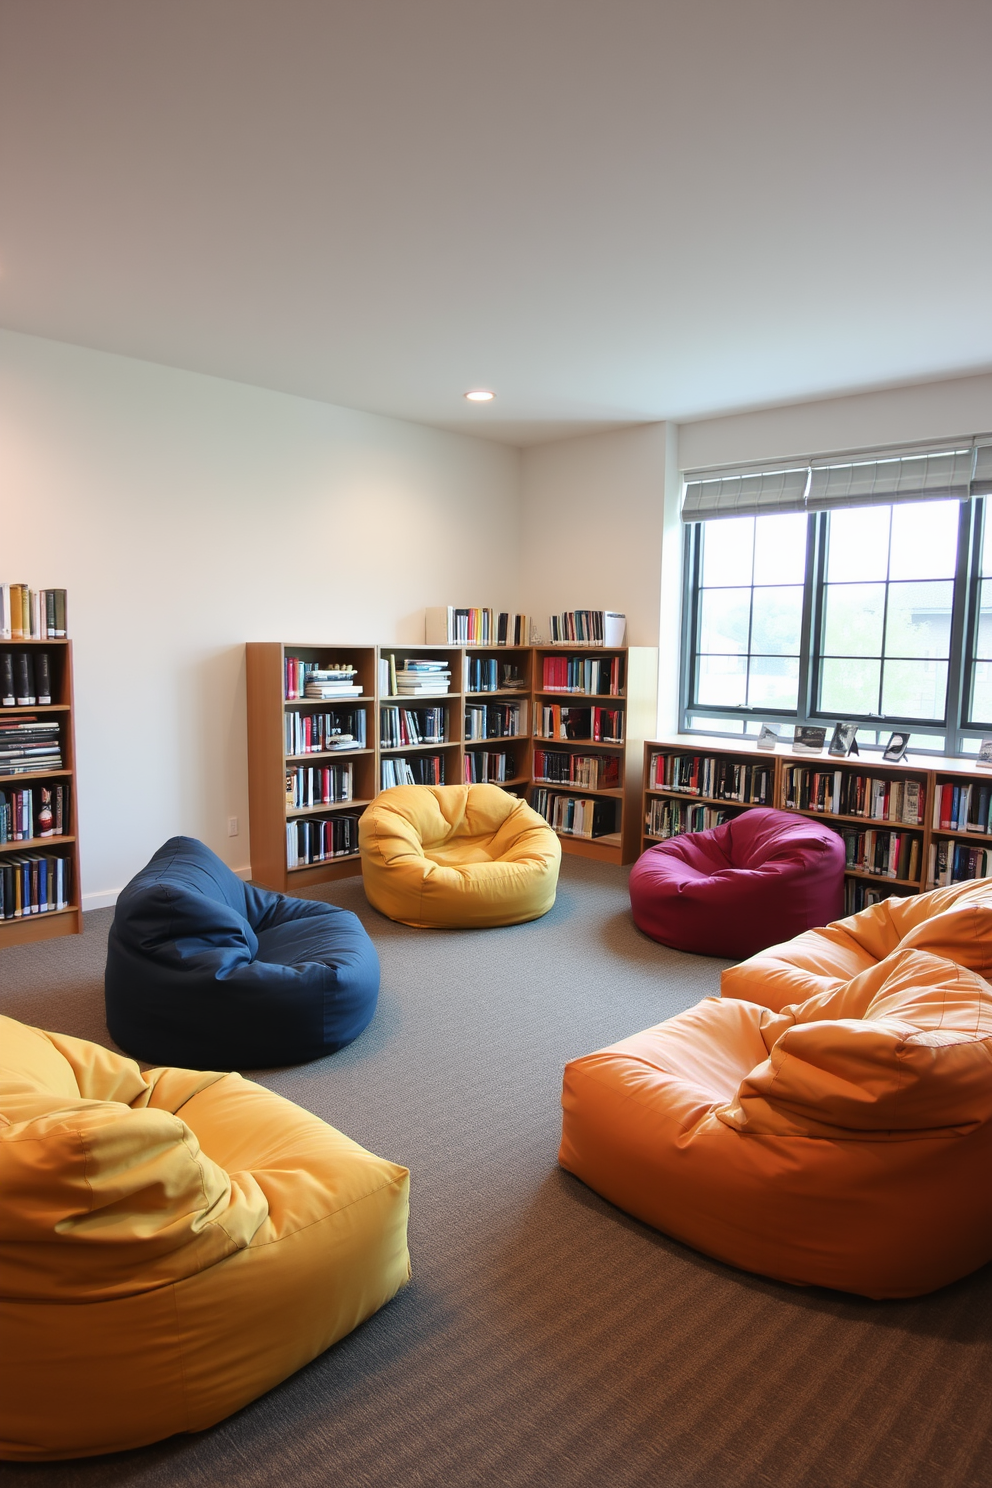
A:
[[81, 864, 253, 913]]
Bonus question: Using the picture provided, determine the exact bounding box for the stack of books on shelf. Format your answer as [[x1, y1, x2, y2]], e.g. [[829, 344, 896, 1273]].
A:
[[285, 763, 354, 809], [283, 659, 363, 701], [782, 767, 924, 823], [2, 650, 54, 706], [286, 815, 360, 867], [382, 657, 451, 696], [284, 709, 366, 754], [380, 706, 445, 747], [426, 607, 529, 645], [1, 853, 71, 918], [646, 799, 733, 839], [0, 784, 67, 842], [531, 789, 617, 839], [541, 655, 622, 695], [547, 610, 625, 646], [380, 754, 445, 789], [840, 828, 920, 882], [533, 750, 620, 790], [464, 702, 524, 740], [464, 750, 515, 783], [933, 780, 992, 833], [0, 717, 62, 775], [1, 586, 68, 640]]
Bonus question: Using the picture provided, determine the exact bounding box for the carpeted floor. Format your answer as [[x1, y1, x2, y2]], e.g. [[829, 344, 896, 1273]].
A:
[[2, 856, 992, 1487]]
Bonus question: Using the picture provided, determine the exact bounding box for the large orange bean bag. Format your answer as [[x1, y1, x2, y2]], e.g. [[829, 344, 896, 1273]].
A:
[[359, 783, 560, 928], [560, 899, 992, 1297], [0, 1016, 410, 1461]]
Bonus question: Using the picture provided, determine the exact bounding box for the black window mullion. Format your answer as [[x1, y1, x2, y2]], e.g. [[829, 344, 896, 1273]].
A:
[[956, 497, 984, 736], [876, 509, 894, 719], [744, 519, 756, 708], [680, 523, 702, 730], [798, 511, 824, 727]]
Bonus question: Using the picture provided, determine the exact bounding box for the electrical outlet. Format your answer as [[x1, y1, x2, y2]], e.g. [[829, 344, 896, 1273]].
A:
[[228, 817, 239, 837]]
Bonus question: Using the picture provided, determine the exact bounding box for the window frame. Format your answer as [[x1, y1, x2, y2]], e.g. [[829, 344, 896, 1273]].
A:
[[680, 495, 989, 756]]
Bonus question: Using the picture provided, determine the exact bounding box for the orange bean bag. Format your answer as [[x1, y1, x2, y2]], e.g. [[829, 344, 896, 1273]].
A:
[[560, 883, 992, 1298]]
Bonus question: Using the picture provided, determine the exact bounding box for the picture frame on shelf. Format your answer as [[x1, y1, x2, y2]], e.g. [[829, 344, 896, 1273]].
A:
[[792, 725, 827, 755], [756, 724, 779, 752], [828, 722, 859, 758], [882, 732, 911, 763]]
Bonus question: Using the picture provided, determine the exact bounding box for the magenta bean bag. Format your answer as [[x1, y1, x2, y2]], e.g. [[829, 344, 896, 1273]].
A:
[[629, 807, 846, 959]]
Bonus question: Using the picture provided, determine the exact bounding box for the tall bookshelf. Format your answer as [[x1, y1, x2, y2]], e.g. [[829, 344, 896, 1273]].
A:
[[246, 642, 658, 891], [0, 638, 83, 946], [641, 737, 992, 913]]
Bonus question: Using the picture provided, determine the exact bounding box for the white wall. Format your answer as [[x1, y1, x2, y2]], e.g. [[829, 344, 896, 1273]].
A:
[[678, 372, 992, 471], [0, 330, 521, 906]]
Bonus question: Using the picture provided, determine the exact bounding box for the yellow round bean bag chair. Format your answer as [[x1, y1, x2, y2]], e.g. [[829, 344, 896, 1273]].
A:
[[0, 1015, 410, 1461], [560, 933, 992, 1298], [359, 783, 561, 928]]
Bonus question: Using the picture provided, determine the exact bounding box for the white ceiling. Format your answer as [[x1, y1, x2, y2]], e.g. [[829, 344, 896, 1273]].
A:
[[2, 1, 990, 447]]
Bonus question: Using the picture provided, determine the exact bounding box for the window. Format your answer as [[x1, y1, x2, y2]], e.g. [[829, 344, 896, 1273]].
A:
[[681, 439, 992, 755]]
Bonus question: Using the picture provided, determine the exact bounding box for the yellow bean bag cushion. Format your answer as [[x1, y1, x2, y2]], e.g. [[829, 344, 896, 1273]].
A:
[[359, 783, 561, 928], [721, 876, 992, 1013], [0, 1016, 410, 1461], [561, 945, 992, 1297]]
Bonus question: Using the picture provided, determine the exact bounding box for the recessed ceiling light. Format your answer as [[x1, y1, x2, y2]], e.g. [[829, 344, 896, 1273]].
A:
[[464, 389, 496, 402]]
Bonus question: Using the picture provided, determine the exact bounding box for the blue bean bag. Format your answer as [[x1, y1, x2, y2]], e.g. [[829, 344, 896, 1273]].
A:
[[105, 836, 379, 1068]]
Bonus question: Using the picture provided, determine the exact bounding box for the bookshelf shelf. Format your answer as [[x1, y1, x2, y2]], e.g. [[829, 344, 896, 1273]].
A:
[[0, 638, 82, 943], [641, 737, 992, 910], [246, 641, 657, 888]]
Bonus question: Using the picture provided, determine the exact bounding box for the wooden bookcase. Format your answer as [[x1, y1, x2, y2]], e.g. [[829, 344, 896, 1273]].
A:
[[0, 638, 83, 946], [642, 736, 992, 912], [246, 641, 658, 890]]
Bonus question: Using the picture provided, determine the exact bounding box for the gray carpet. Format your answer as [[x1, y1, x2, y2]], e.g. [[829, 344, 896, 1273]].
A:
[[2, 857, 992, 1487]]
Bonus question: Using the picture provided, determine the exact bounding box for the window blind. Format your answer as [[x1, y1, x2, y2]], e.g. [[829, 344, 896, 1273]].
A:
[[682, 437, 992, 522]]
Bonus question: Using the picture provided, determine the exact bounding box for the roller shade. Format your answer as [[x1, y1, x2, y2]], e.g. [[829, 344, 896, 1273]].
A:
[[973, 442, 992, 496], [681, 464, 809, 522], [807, 446, 974, 510]]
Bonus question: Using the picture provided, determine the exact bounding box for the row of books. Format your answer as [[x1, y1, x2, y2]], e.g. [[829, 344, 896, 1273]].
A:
[[649, 753, 773, 805], [2, 650, 54, 706], [0, 852, 72, 918], [782, 768, 924, 825], [533, 750, 620, 790], [285, 764, 354, 810], [284, 708, 367, 756], [840, 828, 921, 882], [379, 655, 452, 697], [932, 781, 992, 834], [0, 586, 68, 641], [284, 659, 363, 702], [464, 751, 516, 783], [531, 789, 618, 839], [0, 784, 67, 843], [547, 611, 626, 646], [0, 716, 63, 775], [844, 880, 899, 915], [426, 607, 529, 646], [540, 655, 623, 696], [286, 815, 360, 867], [380, 755, 445, 789], [645, 799, 734, 839], [466, 657, 526, 694], [380, 706, 445, 748], [537, 705, 623, 743], [465, 702, 525, 740], [929, 839, 992, 888]]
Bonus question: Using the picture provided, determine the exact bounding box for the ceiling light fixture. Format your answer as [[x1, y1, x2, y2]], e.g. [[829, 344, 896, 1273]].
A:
[[464, 389, 495, 402]]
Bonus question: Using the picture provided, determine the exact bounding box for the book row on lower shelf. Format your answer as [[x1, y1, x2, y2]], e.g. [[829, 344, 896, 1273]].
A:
[[533, 749, 620, 790], [531, 788, 617, 839], [930, 839, 992, 888], [540, 654, 623, 695], [284, 708, 367, 754], [465, 702, 525, 740], [380, 706, 446, 747], [464, 750, 516, 783], [841, 828, 920, 883], [782, 767, 924, 825], [0, 852, 72, 919], [286, 764, 354, 810], [380, 754, 445, 789], [537, 705, 623, 743], [0, 783, 69, 842], [285, 815, 361, 868], [648, 752, 774, 805]]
